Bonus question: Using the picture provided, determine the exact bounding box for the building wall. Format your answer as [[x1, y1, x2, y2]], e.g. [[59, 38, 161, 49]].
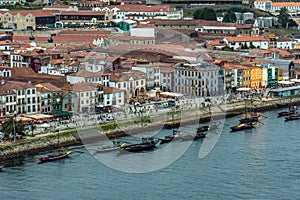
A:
[[103, 91, 125, 107], [174, 63, 220, 97], [0, 69, 12, 77], [76, 90, 96, 113], [250, 67, 262, 89]]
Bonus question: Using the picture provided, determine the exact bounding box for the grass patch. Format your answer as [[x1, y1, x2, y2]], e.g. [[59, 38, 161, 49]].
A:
[[99, 123, 118, 131]]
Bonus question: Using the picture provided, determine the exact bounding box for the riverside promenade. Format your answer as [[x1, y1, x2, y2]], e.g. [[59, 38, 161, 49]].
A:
[[0, 96, 300, 161]]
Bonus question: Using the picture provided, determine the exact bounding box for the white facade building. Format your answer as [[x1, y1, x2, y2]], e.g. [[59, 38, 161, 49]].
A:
[[254, 0, 300, 13], [132, 62, 156, 89], [99, 5, 183, 20], [71, 82, 97, 113], [103, 86, 125, 107], [1, 81, 39, 114], [109, 70, 146, 100], [224, 35, 269, 50], [174, 63, 222, 97], [0, 66, 12, 77], [276, 38, 297, 49], [67, 70, 110, 86]]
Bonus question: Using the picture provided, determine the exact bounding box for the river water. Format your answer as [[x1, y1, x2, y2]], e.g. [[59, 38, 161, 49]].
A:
[[0, 110, 299, 200]]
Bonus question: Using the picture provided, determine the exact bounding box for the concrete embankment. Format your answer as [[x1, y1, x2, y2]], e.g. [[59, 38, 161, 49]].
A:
[[1, 96, 300, 161], [0, 132, 81, 161]]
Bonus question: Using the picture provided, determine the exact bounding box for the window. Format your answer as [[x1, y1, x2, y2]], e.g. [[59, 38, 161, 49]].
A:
[[32, 89, 35, 94], [27, 90, 30, 95]]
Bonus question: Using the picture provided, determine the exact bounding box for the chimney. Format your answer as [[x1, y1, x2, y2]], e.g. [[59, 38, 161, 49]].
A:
[[28, 81, 31, 84], [1, 80, 4, 85]]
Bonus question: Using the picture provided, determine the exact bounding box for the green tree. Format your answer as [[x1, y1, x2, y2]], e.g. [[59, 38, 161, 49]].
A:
[[278, 7, 289, 28], [2, 117, 25, 139], [288, 19, 298, 27], [223, 11, 236, 23], [222, 46, 232, 51], [249, 44, 256, 49], [228, 7, 249, 13], [193, 8, 216, 21]]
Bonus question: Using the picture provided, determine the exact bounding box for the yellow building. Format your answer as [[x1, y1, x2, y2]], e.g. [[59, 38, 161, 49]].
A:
[[243, 68, 251, 88], [250, 66, 262, 89]]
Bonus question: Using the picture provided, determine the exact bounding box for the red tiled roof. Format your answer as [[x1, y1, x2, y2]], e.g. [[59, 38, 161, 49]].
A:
[[272, 2, 300, 7], [225, 35, 268, 43], [7, 10, 55, 17], [108, 5, 176, 12], [110, 35, 154, 41], [72, 82, 97, 92], [103, 86, 125, 94], [44, 5, 70, 9], [1, 80, 34, 90], [61, 11, 106, 16], [68, 69, 108, 77], [59, 30, 111, 36], [51, 59, 64, 65], [35, 82, 61, 92], [0, 66, 11, 70]]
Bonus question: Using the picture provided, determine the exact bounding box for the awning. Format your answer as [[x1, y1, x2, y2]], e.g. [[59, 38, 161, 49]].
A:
[[160, 92, 183, 97], [53, 110, 73, 116], [278, 81, 295, 85], [236, 87, 251, 92]]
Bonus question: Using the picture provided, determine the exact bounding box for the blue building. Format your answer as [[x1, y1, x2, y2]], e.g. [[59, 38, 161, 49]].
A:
[[269, 85, 300, 97]]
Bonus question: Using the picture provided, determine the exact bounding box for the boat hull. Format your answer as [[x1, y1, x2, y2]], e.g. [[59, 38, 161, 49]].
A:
[[38, 151, 72, 163], [278, 110, 295, 117], [231, 123, 255, 132], [122, 142, 156, 152], [285, 115, 300, 121]]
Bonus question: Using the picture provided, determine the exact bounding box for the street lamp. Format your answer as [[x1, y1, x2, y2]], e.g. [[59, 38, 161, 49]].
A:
[[13, 111, 17, 143], [6, 111, 17, 142]]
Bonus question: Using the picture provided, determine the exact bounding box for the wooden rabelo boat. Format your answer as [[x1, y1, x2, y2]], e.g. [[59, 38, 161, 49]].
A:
[[278, 110, 296, 118], [278, 98, 296, 117], [285, 113, 300, 121], [38, 150, 72, 163], [180, 133, 206, 141], [196, 125, 209, 133], [239, 114, 260, 123], [230, 122, 256, 132], [121, 138, 157, 152], [0, 164, 6, 171], [159, 129, 182, 144], [239, 100, 260, 124], [94, 141, 126, 154]]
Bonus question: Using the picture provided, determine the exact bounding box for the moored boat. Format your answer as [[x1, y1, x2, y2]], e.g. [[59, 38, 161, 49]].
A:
[[94, 141, 126, 154], [121, 138, 157, 152], [239, 115, 259, 123], [0, 164, 6, 171], [194, 133, 206, 139], [196, 125, 209, 133], [38, 150, 72, 163], [278, 110, 295, 117], [160, 129, 182, 144], [230, 122, 256, 132], [285, 113, 300, 121]]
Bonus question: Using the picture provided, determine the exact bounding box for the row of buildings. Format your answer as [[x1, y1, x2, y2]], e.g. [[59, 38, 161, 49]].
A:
[[0, 4, 183, 30]]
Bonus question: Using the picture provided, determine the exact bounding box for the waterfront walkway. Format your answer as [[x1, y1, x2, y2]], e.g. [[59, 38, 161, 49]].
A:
[[0, 95, 300, 151]]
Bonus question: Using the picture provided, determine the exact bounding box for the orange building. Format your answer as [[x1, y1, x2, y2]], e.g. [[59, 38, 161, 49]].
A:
[[250, 66, 262, 89]]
